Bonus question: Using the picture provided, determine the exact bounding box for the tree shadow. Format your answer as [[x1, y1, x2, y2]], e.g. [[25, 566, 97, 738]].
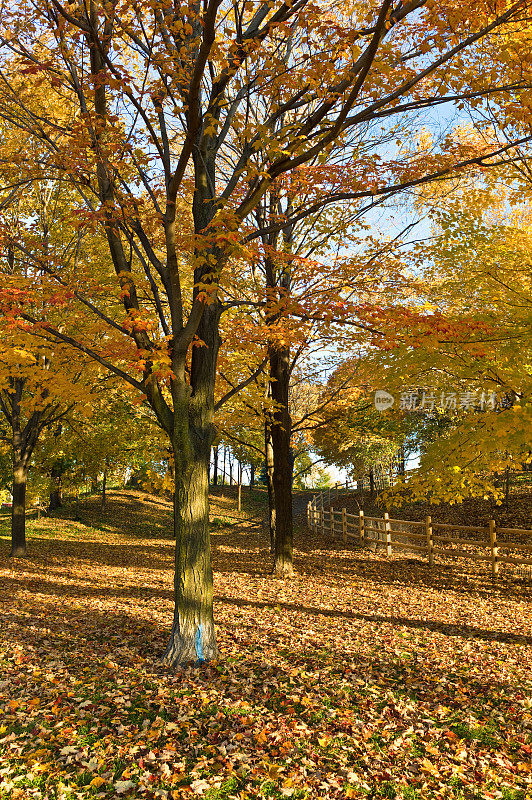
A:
[[215, 594, 532, 647], [293, 534, 532, 603]]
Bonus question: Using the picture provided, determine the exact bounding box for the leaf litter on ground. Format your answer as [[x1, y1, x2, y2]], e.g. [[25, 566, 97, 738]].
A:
[[0, 489, 531, 800]]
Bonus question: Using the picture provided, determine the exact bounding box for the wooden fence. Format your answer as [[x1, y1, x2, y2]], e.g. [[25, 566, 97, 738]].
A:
[[307, 486, 532, 578]]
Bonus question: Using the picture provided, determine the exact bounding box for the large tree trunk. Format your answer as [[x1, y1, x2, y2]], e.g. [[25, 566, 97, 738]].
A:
[[162, 145, 222, 665], [163, 285, 221, 665], [265, 422, 276, 554], [269, 345, 294, 577], [163, 447, 217, 665], [10, 464, 27, 558], [49, 460, 63, 511]]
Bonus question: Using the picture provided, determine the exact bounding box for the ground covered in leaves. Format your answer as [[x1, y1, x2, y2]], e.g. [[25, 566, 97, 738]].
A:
[[0, 489, 531, 800]]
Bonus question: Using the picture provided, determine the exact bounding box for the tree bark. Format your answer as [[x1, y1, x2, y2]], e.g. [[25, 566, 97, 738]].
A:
[[250, 463, 255, 489], [213, 446, 218, 486], [10, 464, 27, 557], [265, 422, 276, 554], [101, 467, 108, 509], [163, 447, 217, 665], [269, 345, 294, 577], [163, 278, 222, 665], [49, 460, 63, 510]]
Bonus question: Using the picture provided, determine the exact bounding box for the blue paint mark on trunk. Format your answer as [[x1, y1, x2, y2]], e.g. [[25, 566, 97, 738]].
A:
[[195, 625, 204, 661]]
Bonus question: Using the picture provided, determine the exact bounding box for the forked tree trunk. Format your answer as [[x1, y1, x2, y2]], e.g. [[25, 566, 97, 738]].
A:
[[10, 465, 27, 557], [269, 346, 294, 577], [163, 285, 221, 665]]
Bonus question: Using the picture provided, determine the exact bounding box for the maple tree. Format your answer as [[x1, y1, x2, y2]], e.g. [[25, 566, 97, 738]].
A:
[[0, 335, 93, 555], [1, 0, 532, 663], [363, 174, 532, 507]]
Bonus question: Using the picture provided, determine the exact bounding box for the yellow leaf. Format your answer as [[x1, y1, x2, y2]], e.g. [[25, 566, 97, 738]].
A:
[[255, 728, 268, 744], [421, 758, 440, 777], [90, 777, 105, 788]]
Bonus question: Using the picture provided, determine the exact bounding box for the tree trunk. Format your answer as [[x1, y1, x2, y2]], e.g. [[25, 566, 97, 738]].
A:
[[213, 446, 218, 486], [505, 467, 510, 509], [250, 463, 255, 489], [163, 278, 221, 665], [265, 422, 276, 554], [49, 461, 63, 511], [101, 468, 108, 509], [269, 346, 294, 577], [10, 465, 27, 557], [163, 449, 217, 665]]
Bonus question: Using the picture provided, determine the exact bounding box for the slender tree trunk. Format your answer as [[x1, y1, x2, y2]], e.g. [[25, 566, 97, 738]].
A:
[[49, 461, 63, 511], [222, 447, 227, 491], [101, 468, 108, 509], [265, 422, 276, 554], [250, 463, 255, 489], [10, 464, 27, 557], [269, 345, 294, 576], [213, 446, 218, 486]]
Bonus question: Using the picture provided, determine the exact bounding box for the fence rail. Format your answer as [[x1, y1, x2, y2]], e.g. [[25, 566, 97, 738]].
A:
[[307, 485, 532, 579]]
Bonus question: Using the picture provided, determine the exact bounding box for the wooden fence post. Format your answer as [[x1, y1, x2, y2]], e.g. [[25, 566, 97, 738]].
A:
[[425, 516, 433, 567], [328, 486, 331, 506], [330, 506, 334, 536], [321, 494, 325, 536], [359, 509, 365, 541], [384, 512, 392, 556], [342, 507, 347, 544], [489, 519, 499, 577]]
